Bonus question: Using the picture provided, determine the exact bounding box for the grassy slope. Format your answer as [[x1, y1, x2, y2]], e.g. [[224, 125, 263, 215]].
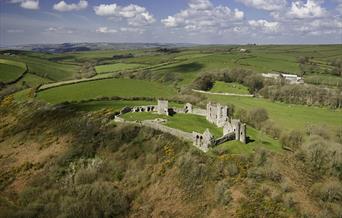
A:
[[36, 79, 177, 104], [0, 54, 79, 81], [208, 95, 342, 132], [213, 127, 282, 154], [21, 73, 52, 87], [73, 100, 155, 111], [95, 63, 147, 73], [1, 101, 313, 218], [210, 81, 250, 94], [0, 59, 26, 83]]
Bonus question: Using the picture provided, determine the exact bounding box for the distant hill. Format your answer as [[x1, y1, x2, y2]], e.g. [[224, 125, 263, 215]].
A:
[[1, 42, 196, 53]]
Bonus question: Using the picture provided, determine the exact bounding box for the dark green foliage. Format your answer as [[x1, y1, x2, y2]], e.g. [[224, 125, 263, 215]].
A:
[[192, 74, 214, 91], [260, 84, 342, 108]]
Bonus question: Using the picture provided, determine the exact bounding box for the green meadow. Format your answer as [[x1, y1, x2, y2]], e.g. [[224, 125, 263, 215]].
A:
[[0, 59, 26, 83], [210, 81, 250, 94], [95, 63, 147, 73], [121, 112, 223, 138], [208, 95, 342, 132], [36, 78, 177, 104], [212, 126, 282, 154]]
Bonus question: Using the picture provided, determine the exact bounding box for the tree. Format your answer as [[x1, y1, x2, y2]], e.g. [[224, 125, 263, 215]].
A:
[[192, 74, 214, 91]]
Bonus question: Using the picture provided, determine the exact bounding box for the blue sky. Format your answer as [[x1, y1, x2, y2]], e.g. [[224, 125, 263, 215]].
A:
[[1, 0, 341, 45]]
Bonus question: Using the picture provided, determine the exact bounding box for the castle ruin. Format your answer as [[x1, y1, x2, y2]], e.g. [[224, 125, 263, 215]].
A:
[[115, 100, 247, 152], [206, 102, 229, 127]]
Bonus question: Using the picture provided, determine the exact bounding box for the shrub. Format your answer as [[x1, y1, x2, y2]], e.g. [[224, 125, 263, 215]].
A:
[[280, 130, 303, 150], [177, 151, 209, 194], [261, 120, 281, 139], [215, 180, 233, 205], [60, 182, 129, 218], [335, 127, 342, 144], [192, 74, 214, 91], [299, 136, 331, 177], [248, 108, 269, 128], [311, 179, 342, 203]]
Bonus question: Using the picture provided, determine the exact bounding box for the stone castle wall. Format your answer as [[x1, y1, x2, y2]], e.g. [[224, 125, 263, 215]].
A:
[[142, 120, 193, 141]]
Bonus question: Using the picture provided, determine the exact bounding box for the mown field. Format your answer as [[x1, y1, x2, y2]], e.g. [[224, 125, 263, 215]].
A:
[[36, 78, 177, 104]]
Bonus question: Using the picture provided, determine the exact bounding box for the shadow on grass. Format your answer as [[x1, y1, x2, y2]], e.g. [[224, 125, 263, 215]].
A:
[[168, 62, 204, 73], [246, 136, 255, 144]]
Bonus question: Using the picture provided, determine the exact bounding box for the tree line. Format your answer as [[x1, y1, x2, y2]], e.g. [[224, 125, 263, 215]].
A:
[[191, 68, 342, 108]]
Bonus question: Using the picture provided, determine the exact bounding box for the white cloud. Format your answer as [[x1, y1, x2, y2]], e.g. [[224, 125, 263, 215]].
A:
[[94, 3, 155, 26], [96, 27, 117, 33], [120, 27, 144, 34], [53, 0, 88, 12], [10, 0, 39, 10], [161, 0, 244, 32], [248, 19, 280, 33], [237, 0, 286, 11], [288, 0, 327, 19], [45, 27, 74, 34]]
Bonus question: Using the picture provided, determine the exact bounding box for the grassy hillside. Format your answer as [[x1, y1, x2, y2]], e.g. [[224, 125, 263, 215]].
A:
[[36, 78, 177, 104], [95, 63, 147, 73], [1, 100, 340, 218], [0, 53, 80, 81], [0, 59, 26, 83], [208, 95, 342, 132]]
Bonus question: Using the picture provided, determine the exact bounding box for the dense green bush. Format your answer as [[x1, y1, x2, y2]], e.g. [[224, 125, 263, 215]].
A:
[[191, 74, 214, 91]]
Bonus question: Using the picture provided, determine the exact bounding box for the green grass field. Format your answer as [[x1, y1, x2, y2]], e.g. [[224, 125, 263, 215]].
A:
[[0, 59, 26, 83], [21, 73, 52, 87], [0, 54, 79, 81], [73, 100, 155, 111], [36, 78, 177, 104], [208, 95, 342, 133], [121, 112, 223, 137], [210, 81, 250, 94], [95, 63, 147, 73], [212, 126, 282, 154]]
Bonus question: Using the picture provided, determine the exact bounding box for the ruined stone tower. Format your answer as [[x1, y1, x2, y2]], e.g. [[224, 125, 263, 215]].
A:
[[206, 102, 229, 127], [157, 100, 169, 115]]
